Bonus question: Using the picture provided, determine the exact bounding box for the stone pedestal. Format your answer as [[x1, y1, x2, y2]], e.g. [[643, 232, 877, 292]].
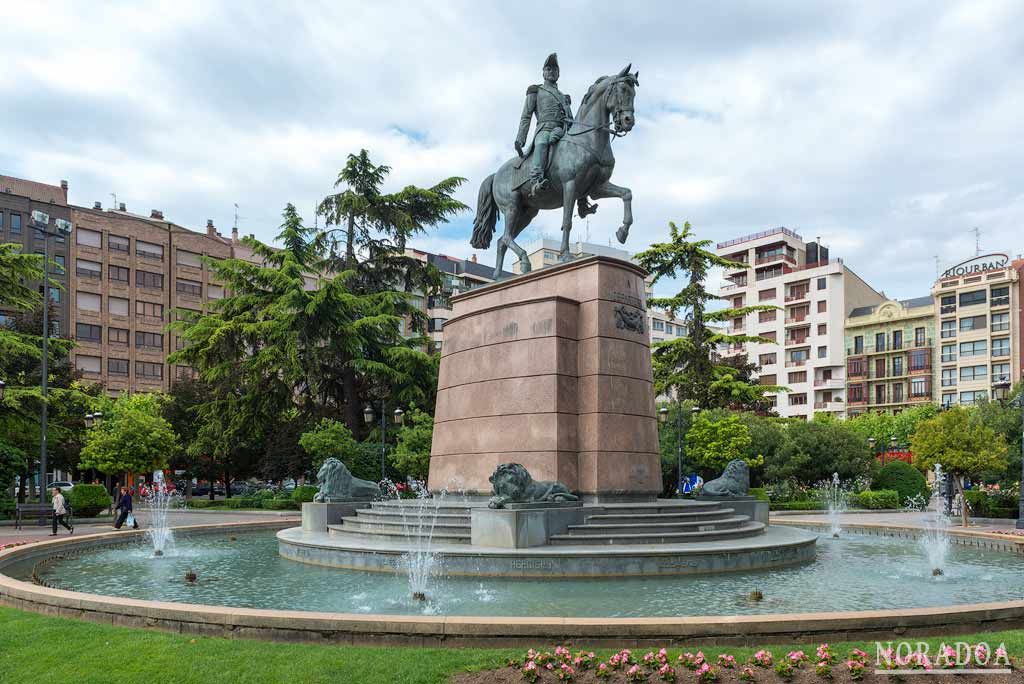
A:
[[471, 504, 585, 548], [428, 255, 661, 501], [301, 501, 370, 532], [698, 496, 770, 525]]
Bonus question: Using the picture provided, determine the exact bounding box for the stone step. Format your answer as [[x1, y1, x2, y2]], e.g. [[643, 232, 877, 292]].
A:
[[339, 516, 470, 534], [368, 501, 481, 514], [353, 510, 471, 524], [548, 521, 766, 545], [584, 509, 736, 525], [327, 524, 471, 544], [564, 515, 750, 537], [592, 502, 724, 516]]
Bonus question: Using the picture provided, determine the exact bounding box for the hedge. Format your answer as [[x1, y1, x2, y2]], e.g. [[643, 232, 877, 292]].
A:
[[291, 485, 318, 503], [769, 500, 822, 511], [263, 499, 299, 511], [855, 489, 899, 509], [873, 461, 929, 506], [964, 490, 1020, 518], [749, 487, 769, 502], [68, 484, 110, 517]]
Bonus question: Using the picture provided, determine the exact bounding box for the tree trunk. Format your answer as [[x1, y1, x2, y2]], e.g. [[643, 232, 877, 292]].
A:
[[343, 367, 362, 436], [956, 475, 969, 527], [224, 466, 231, 499]]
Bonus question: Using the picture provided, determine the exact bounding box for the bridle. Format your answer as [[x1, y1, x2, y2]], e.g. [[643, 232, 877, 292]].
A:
[[568, 76, 636, 138]]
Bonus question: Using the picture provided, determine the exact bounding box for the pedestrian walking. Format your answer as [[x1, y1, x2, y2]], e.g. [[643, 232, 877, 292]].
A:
[[111, 481, 122, 521], [113, 486, 139, 530], [50, 487, 73, 536]]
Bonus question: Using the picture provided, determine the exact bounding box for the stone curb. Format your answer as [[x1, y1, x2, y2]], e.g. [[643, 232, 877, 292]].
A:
[[2, 521, 1024, 648]]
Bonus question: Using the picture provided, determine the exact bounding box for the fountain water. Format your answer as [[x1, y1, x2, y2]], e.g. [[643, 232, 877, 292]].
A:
[[141, 483, 181, 557], [817, 472, 848, 538], [920, 464, 951, 577], [390, 479, 446, 603]]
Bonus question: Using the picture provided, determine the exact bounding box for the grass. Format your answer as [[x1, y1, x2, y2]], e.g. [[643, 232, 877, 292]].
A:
[[0, 606, 1022, 683]]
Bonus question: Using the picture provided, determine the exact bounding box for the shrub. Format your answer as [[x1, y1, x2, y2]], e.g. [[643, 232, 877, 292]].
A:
[[253, 489, 278, 502], [873, 461, 929, 506], [225, 497, 260, 509], [263, 499, 299, 510], [749, 487, 769, 502], [67, 484, 110, 517], [292, 485, 318, 503], [186, 498, 217, 509], [855, 489, 899, 509], [0, 496, 14, 520], [769, 501, 822, 511]]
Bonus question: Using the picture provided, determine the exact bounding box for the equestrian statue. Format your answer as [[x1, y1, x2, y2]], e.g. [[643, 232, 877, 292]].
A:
[[471, 53, 639, 279]]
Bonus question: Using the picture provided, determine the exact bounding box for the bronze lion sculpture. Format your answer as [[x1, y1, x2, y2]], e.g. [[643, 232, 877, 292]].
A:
[[313, 457, 381, 502], [700, 459, 750, 497], [487, 462, 579, 509]]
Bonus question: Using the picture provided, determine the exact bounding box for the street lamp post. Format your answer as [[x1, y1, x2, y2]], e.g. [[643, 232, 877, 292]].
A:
[[31, 211, 71, 503], [993, 381, 1024, 530], [0, 379, 5, 401], [658, 405, 699, 497], [363, 403, 406, 482]]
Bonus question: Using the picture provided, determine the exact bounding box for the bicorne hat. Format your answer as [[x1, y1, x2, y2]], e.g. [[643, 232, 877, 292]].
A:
[[543, 53, 559, 70]]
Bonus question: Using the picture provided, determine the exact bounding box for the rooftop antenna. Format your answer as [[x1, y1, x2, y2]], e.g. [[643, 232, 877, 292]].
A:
[[934, 255, 941, 278], [970, 226, 981, 256], [109, 193, 117, 210]]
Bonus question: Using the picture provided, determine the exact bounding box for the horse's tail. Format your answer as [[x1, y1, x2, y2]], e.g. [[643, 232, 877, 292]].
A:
[[470, 173, 497, 249]]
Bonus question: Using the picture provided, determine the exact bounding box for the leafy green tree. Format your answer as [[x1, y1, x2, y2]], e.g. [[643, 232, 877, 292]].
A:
[[299, 418, 360, 472], [686, 413, 756, 474], [766, 418, 873, 485], [390, 407, 434, 480], [634, 222, 785, 409], [0, 440, 27, 516], [972, 385, 1023, 481], [79, 394, 179, 476], [911, 407, 1008, 526]]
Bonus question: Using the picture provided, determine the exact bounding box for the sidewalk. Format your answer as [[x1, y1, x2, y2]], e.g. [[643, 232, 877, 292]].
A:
[[0, 509, 298, 545], [770, 509, 1021, 533]]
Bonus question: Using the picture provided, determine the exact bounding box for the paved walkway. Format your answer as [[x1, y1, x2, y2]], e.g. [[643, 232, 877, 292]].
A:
[[771, 510, 1022, 534], [0, 509, 298, 545]]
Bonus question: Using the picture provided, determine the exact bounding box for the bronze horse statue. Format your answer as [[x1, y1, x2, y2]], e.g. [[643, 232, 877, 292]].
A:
[[471, 65, 639, 278]]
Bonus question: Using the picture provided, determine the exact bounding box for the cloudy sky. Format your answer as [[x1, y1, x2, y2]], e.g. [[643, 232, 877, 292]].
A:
[[2, 1, 1022, 299]]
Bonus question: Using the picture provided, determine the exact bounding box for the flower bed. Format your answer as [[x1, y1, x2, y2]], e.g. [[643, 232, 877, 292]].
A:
[[452, 643, 1018, 684]]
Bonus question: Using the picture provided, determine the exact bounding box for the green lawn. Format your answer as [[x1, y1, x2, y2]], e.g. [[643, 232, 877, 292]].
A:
[[0, 606, 1021, 683]]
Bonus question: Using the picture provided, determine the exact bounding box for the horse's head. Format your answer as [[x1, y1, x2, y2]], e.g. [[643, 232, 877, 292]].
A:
[[608, 63, 639, 133]]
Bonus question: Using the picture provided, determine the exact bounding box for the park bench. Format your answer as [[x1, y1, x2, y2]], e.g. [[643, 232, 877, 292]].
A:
[[14, 502, 72, 531]]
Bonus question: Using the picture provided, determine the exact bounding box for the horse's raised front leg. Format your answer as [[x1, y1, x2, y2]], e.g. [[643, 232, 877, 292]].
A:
[[590, 181, 633, 244], [558, 179, 576, 262]]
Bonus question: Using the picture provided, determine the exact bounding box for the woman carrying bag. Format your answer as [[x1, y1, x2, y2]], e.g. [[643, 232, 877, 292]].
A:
[[113, 486, 139, 530]]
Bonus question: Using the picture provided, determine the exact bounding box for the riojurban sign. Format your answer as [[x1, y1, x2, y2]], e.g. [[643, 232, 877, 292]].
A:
[[942, 253, 1009, 278]]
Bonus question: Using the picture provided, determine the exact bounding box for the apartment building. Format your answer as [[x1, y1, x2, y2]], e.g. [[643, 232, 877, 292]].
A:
[[844, 297, 935, 416], [931, 254, 1022, 407], [716, 227, 885, 419], [0, 176, 72, 335], [514, 238, 693, 344]]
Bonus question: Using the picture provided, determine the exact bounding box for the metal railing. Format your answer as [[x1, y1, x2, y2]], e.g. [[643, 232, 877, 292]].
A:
[[717, 227, 802, 250]]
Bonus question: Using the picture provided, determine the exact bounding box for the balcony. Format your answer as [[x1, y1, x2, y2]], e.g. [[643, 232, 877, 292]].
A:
[[814, 400, 845, 411], [814, 377, 844, 388], [784, 315, 808, 326], [785, 290, 810, 303], [754, 253, 796, 267], [940, 304, 956, 315], [785, 359, 808, 368], [717, 227, 802, 250], [848, 396, 868, 406], [992, 296, 1010, 307], [785, 336, 810, 347]]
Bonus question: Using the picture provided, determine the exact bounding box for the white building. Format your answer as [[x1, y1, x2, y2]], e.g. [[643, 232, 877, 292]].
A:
[[715, 227, 885, 419]]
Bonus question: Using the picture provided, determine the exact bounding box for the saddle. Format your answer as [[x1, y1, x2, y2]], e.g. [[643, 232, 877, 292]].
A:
[[511, 138, 558, 190]]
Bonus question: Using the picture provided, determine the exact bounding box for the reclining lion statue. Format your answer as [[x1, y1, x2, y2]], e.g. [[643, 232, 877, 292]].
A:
[[313, 457, 381, 502], [700, 459, 750, 497], [487, 462, 579, 509]]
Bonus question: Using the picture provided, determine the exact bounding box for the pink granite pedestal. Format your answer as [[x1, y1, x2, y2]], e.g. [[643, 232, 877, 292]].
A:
[[427, 256, 660, 502]]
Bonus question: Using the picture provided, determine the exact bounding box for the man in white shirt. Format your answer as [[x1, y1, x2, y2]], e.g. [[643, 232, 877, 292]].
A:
[[50, 486, 73, 536]]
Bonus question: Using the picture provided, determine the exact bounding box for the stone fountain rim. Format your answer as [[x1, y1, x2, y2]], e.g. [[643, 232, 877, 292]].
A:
[[3, 520, 1024, 647]]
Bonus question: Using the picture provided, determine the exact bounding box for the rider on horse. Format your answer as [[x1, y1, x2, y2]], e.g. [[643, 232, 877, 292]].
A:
[[515, 53, 573, 198]]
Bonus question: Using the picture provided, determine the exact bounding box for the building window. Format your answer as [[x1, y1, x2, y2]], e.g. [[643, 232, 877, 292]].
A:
[[892, 356, 904, 376], [109, 265, 129, 283], [942, 392, 955, 408], [136, 301, 164, 320], [960, 365, 987, 382], [788, 371, 807, 383], [790, 349, 809, 362], [992, 362, 1011, 384], [853, 336, 864, 354], [77, 292, 101, 313], [47, 286, 61, 303], [910, 376, 930, 398], [759, 353, 776, 366], [176, 279, 202, 296], [75, 323, 101, 343], [875, 332, 886, 352], [940, 294, 956, 315], [789, 393, 808, 406], [76, 228, 102, 248], [959, 390, 987, 406], [428, 318, 446, 333], [75, 355, 101, 375], [817, 300, 827, 313], [10, 213, 21, 235], [890, 330, 902, 350], [136, 241, 164, 261], [758, 288, 776, 301], [49, 320, 60, 337], [959, 289, 986, 307], [761, 330, 777, 342], [941, 320, 956, 338], [992, 337, 1010, 357], [959, 340, 987, 357], [136, 361, 163, 379], [136, 270, 163, 290], [914, 327, 925, 346], [759, 310, 776, 323], [758, 374, 777, 386], [176, 250, 202, 268], [815, 277, 826, 290], [817, 346, 827, 359], [990, 286, 1010, 307], [109, 296, 129, 317], [53, 255, 65, 273], [135, 331, 164, 349], [909, 349, 930, 372], [76, 258, 101, 279], [0, 212, 4, 232], [109, 327, 129, 346], [175, 365, 196, 380], [892, 383, 904, 403], [652, 320, 664, 331], [108, 234, 129, 253], [941, 343, 956, 363], [991, 312, 1009, 332], [959, 315, 986, 332], [108, 358, 129, 376], [208, 284, 224, 300], [817, 323, 827, 335], [941, 368, 957, 387]]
